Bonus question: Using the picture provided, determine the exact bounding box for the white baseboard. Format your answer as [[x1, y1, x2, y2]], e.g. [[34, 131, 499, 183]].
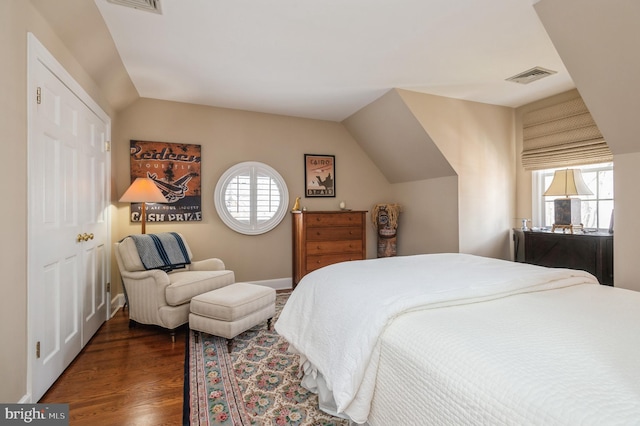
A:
[[110, 293, 125, 318], [246, 277, 293, 290], [18, 394, 32, 403]]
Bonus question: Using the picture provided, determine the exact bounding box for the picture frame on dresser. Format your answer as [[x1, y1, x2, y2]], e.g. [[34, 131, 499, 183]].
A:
[[304, 154, 335, 197]]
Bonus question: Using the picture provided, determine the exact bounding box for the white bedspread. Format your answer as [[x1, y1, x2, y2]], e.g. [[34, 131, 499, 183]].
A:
[[275, 253, 598, 423], [369, 284, 640, 425]]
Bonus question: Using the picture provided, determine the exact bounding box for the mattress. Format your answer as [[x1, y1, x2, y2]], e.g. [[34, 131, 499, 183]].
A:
[[368, 284, 640, 425]]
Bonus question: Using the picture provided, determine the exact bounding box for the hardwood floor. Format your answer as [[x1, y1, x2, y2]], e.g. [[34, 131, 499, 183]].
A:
[[40, 308, 188, 426]]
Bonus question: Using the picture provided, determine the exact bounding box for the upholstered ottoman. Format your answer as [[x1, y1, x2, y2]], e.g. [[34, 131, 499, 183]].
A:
[[189, 282, 276, 352]]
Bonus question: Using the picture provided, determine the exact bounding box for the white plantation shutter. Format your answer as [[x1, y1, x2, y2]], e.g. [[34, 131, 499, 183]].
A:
[[522, 96, 612, 170], [215, 162, 289, 235], [225, 172, 281, 223]]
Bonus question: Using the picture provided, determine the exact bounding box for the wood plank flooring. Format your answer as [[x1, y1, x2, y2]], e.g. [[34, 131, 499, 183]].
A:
[[40, 308, 187, 426]]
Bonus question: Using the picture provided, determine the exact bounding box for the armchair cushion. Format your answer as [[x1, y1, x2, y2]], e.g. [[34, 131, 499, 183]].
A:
[[166, 270, 235, 306]]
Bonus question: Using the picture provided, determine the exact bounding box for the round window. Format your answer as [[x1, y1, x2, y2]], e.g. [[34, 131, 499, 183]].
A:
[[214, 162, 289, 235]]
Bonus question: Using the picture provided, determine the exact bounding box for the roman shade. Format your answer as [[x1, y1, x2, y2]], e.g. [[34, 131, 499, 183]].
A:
[[522, 96, 612, 170]]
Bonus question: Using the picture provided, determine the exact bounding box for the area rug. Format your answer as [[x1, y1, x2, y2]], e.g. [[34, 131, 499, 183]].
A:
[[184, 291, 349, 426]]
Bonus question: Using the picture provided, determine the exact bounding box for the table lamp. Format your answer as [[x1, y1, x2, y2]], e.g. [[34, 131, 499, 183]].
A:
[[543, 168, 593, 233]]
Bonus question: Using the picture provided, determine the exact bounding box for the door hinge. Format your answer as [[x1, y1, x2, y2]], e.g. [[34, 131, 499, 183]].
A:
[[107, 282, 111, 293], [36, 341, 41, 359], [105, 141, 111, 152], [36, 87, 42, 105]]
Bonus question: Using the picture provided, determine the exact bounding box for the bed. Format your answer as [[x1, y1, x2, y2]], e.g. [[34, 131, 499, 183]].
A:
[[274, 253, 640, 425]]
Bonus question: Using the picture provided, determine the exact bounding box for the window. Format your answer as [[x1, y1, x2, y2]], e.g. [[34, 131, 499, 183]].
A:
[[214, 162, 289, 235], [533, 162, 613, 229]]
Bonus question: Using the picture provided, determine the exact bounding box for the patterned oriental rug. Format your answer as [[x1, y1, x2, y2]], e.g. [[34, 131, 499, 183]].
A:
[[184, 291, 349, 426]]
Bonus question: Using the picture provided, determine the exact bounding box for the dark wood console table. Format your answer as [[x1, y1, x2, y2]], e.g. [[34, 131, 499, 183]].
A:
[[513, 229, 613, 286]]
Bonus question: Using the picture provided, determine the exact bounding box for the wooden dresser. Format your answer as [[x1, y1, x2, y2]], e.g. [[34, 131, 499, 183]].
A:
[[292, 210, 367, 287]]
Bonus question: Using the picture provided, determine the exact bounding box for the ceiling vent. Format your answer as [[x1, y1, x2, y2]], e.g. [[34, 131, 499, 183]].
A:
[[506, 67, 557, 84], [106, 0, 162, 14]]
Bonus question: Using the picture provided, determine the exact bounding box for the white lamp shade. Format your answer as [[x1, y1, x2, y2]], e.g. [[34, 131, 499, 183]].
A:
[[119, 177, 167, 203], [543, 169, 593, 197]]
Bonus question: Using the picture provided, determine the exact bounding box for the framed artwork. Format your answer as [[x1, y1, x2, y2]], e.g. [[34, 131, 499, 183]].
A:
[[128, 140, 202, 222], [304, 154, 335, 197]]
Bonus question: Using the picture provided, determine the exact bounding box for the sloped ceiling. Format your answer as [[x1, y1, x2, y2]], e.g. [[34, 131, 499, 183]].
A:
[[535, 0, 640, 155], [343, 89, 456, 183]]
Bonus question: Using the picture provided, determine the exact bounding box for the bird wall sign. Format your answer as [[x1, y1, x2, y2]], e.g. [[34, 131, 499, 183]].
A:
[[128, 140, 202, 222], [304, 154, 335, 198]]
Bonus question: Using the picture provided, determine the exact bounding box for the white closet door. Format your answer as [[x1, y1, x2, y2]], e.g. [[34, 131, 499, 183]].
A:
[[28, 34, 110, 402]]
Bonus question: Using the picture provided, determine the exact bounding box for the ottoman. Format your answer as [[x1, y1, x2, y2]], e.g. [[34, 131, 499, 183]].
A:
[[189, 282, 276, 352]]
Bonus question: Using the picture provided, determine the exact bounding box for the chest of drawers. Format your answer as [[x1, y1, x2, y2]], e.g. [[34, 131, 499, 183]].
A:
[[292, 210, 367, 287]]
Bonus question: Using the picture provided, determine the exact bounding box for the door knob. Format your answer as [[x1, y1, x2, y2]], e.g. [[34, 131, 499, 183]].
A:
[[77, 233, 94, 242]]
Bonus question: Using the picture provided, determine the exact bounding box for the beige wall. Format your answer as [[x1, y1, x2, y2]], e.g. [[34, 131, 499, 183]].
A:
[[397, 90, 516, 260], [0, 0, 114, 403], [611, 152, 640, 291], [112, 98, 394, 292], [390, 176, 460, 255]]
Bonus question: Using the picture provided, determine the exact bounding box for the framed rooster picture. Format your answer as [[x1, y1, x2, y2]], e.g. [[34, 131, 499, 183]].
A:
[[128, 140, 202, 222], [304, 154, 335, 198]]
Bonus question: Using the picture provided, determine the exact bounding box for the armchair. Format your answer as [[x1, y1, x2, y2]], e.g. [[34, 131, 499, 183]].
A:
[[114, 233, 235, 341]]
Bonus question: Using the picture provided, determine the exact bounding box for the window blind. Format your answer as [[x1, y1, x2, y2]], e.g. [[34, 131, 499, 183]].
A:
[[522, 96, 612, 170]]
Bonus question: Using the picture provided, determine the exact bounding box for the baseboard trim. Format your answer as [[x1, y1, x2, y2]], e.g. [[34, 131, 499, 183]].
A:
[[110, 293, 125, 318], [246, 277, 292, 290]]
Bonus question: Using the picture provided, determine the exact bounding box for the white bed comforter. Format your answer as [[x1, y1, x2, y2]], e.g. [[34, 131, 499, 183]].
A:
[[369, 284, 640, 426], [275, 253, 598, 423]]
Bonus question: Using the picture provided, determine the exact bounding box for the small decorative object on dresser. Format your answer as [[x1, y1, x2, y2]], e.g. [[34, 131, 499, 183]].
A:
[[291, 196, 301, 212], [292, 210, 367, 287]]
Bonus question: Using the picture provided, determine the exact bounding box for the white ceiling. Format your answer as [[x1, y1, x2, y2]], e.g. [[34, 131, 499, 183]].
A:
[[94, 0, 575, 121]]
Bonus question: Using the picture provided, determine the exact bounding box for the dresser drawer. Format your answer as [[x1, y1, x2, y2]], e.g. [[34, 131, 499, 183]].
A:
[[306, 226, 363, 241], [306, 253, 363, 272], [306, 240, 363, 255], [305, 212, 363, 227]]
